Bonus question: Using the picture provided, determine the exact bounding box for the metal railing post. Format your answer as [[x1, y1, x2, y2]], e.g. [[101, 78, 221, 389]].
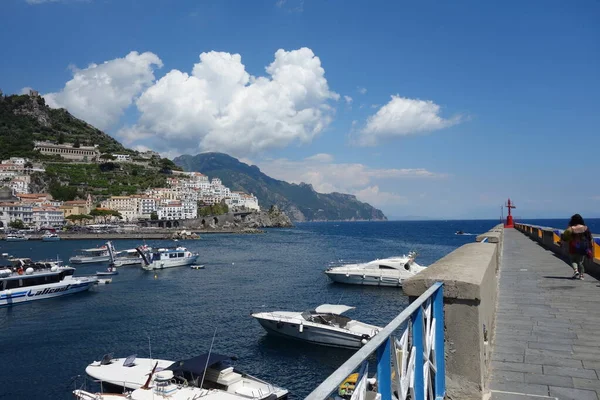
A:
[[433, 284, 446, 399], [412, 303, 424, 399], [377, 337, 392, 400]]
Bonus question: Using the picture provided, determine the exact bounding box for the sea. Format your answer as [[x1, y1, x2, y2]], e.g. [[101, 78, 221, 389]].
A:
[[0, 218, 596, 399]]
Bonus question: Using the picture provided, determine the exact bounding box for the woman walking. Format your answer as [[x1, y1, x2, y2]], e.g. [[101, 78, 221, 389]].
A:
[[561, 214, 594, 280]]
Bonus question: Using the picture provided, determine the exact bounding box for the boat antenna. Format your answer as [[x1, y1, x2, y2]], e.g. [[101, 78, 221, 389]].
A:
[[199, 327, 218, 392], [147, 335, 152, 361]]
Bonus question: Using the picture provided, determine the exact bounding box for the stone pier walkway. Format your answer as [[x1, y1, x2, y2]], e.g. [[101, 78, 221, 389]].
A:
[[490, 229, 600, 400]]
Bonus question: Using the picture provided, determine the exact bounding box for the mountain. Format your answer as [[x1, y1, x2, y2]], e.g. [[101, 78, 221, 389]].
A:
[[173, 152, 387, 222], [0, 91, 131, 160]]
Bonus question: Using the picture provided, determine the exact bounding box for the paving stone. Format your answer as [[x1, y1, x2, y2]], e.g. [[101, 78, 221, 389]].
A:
[[491, 370, 525, 383], [542, 366, 598, 379], [574, 378, 600, 390], [491, 392, 556, 400], [494, 345, 526, 355], [528, 342, 572, 352], [525, 373, 573, 388], [493, 352, 525, 362], [549, 386, 599, 400], [490, 381, 550, 396], [492, 361, 543, 374], [525, 348, 574, 358], [573, 345, 600, 355], [584, 361, 600, 370], [525, 355, 583, 368]]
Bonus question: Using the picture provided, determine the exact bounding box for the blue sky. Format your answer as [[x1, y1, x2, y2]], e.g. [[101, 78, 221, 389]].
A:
[[1, 0, 599, 219]]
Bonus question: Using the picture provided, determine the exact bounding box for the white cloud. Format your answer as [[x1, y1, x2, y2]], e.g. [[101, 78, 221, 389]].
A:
[[26, 0, 89, 4], [44, 51, 163, 130], [356, 95, 462, 146], [354, 186, 408, 206], [357, 87, 367, 95], [127, 47, 338, 156], [256, 153, 443, 206], [344, 95, 353, 104]]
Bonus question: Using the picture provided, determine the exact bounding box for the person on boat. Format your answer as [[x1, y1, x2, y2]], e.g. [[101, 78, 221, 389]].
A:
[[561, 214, 594, 280]]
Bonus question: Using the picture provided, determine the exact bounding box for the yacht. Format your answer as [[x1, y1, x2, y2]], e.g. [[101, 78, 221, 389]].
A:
[[81, 353, 288, 399], [41, 232, 61, 241], [0, 258, 97, 307], [70, 244, 113, 264], [113, 246, 150, 267], [324, 252, 426, 287], [251, 304, 382, 349], [5, 233, 29, 242], [136, 246, 199, 270]]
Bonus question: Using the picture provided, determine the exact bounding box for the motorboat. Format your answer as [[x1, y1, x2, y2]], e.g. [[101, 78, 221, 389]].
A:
[[324, 252, 426, 287], [96, 266, 118, 276], [41, 232, 61, 241], [251, 304, 382, 349], [70, 246, 111, 264], [455, 230, 464, 235], [136, 246, 199, 270], [191, 264, 205, 270], [82, 353, 288, 399], [113, 246, 151, 267], [5, 233, 29, 242], [0, 258, 97, 307]]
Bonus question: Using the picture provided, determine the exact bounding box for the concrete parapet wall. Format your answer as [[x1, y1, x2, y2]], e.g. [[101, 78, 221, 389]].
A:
[[404, 224, 503, 400], [515, 223, 600, 278]]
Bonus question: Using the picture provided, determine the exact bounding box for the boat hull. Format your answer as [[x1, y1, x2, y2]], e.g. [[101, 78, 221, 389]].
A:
[[254, 317, 365, 349], [142, 255, 199, 270], [42, 237, 60, 242], [113, 258, 141, 267], [0, 278, 97, 307], [70, 255, 111, 264], [325, 271, 404, 287], [5, 237, 29, 242], [96, 271, 118, 276]]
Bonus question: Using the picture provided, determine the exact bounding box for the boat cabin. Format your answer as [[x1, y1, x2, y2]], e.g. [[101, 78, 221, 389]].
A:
[[151, 248, 189, 261], [301, 304, 355, 328], [0, 265, 74, 290]]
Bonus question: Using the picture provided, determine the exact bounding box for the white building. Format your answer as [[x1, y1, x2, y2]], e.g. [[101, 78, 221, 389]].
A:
[[112, 154, 131, 162], [32, 207, 65, 228], [0, 202, 33, 228], [2, 157, 26, 166], [34, 141, 101, 162], [9, 177, 29, 194], [157, 200, 184, 220], [136, 197, 158, 218], [225, 192, 260, 211]]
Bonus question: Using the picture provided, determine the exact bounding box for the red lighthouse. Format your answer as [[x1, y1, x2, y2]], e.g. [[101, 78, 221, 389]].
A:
[[505, 198, 516, 228]]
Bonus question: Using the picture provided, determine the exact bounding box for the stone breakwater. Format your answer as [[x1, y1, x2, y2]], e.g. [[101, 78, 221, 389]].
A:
[[403, 224, 504, 400]]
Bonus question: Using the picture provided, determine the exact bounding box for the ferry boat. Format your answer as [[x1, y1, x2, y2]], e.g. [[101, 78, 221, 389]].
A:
[[113, 246, 151, 267], [137, 246, 199, 270], [69, 245, 112, 264], [0, 258, 97, 307], [41, 232, 61, 241], [80, 353, 288, 400], [252, 304, 382, 349], [5, 233, 29, 242], [324, 252, 426, 287]]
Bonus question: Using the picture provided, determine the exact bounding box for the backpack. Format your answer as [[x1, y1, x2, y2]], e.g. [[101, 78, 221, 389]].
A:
[[572, 232, 591, 256]]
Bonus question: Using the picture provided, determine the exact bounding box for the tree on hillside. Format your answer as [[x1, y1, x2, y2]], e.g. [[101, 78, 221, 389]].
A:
[[57, 132, 65, 144], [100, 153, 116, 161], [66, 214, 92, 225], [90, 208, 122, 223], [73, 138, 81, 148], [150, 211, 158, 220]]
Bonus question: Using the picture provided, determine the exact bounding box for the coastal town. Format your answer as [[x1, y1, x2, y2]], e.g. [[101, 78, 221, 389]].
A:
[[0, 142, 260, 231]]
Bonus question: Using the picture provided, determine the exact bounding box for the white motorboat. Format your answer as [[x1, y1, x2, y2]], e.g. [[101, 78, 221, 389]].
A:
[[70, 245, 111, 264], [5, 233, 29, 242], [137, 246, 199, 270], [113, 246, 150, 267], [41, 232, 61, 241], [0, 258, 97, 307], [82, 353, 288, 399], [252, 304, 382, 349], [324, 252, 426, 287]]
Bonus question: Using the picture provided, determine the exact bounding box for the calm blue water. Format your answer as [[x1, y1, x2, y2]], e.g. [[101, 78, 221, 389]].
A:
[[0, 219, 576, 399]]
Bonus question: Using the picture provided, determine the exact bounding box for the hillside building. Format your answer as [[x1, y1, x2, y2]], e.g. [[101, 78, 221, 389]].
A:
[[34, 141, 101, 162]]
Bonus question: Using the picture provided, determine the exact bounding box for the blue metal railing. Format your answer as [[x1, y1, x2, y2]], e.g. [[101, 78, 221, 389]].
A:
[[305, 282, 445, 400]]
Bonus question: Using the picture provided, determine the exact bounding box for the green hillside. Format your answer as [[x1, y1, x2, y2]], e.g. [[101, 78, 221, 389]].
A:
[[174, 152, 387, 222]]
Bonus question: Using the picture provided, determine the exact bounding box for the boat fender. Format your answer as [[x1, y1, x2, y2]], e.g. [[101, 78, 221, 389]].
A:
[[17, 267, 23, 275], [361, 333, 370, 345], [276, 322, 283, 329], [379, 276, 383, 281], [51, 266, 58, 272], [362, 274, 366, 279], [25, 267, 34, 275], [346, 273, 349, 277], [299, 322, 304, 333]]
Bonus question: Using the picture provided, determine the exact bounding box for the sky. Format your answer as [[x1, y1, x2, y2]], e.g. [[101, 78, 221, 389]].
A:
[[1, 0, 599, 219]]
